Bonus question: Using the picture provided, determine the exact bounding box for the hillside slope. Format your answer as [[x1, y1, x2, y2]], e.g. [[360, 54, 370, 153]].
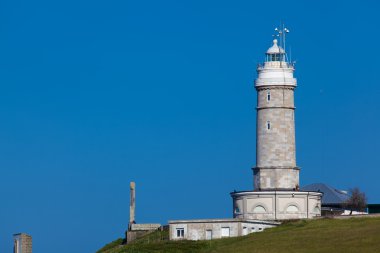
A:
[[97, 217, 380, 253]]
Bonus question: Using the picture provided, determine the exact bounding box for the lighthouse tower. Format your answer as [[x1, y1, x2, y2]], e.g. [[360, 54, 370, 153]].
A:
[[231, 28, 322, 220], [254, 38, 298, 191]]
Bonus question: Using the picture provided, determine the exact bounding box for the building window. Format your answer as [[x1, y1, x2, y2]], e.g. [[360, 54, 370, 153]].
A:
[[313, 206, 321, 214], [253, 205, 267, 213], [267, 91, 271, 101], [176, 228, 184, 238], [267, 121, 271, 130], [221, 227, 230, 237], [286, 205, 299, 213]]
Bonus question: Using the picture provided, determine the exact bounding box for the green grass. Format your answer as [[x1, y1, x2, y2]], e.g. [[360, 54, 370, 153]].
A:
[[97, 217, 380, 253]]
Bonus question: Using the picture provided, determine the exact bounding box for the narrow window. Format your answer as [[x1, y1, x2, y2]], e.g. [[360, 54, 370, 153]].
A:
[[267, 121, 271, 130], [267, 91, 271, 101], [176, 228, 184, 238]]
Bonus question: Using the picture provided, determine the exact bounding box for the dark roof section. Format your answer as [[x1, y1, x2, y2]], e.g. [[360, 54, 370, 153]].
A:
[[301, 183, 350, 205]]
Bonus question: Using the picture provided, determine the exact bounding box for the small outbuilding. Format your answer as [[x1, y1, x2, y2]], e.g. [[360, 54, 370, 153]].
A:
[[169, 218, 279, 241]]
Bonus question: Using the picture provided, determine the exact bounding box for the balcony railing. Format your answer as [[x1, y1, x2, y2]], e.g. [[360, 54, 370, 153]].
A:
[[257, 62, 295, 70]]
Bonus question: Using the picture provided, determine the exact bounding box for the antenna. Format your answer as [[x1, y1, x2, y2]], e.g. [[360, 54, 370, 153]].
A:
[[283, 26, 290, 62], [273, 24, 290, 62]]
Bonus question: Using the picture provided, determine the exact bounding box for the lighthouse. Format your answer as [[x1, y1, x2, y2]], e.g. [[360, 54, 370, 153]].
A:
[[231, 27, 322, 220], [254, 38, 298, 191]]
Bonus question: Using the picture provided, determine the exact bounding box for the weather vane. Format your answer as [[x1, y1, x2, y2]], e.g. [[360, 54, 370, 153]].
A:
[[272, 24, 290, 61]]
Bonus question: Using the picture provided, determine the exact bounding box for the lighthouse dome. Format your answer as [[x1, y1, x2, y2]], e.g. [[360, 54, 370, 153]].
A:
[[266, 39, 285, 54]]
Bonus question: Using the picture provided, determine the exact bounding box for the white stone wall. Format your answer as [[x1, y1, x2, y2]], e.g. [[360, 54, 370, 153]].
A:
[[255, 63, 296, 87], [231, 191, 322, 220], [170, 222, 239, 240], [169, 220, 278, 241], [240, 222, 275, 234]]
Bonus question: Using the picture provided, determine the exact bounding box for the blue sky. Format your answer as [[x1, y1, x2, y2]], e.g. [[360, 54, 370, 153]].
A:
[[0, 0, 379, 252]]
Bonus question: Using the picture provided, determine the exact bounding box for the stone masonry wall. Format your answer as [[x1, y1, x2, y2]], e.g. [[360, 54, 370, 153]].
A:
[[255, 87, 297, 189], [254, 167, 299, 190], [256, 87, 296, 168], [20, 234, 32, 253]]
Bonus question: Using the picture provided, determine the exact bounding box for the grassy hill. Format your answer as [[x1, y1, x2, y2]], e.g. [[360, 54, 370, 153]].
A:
[[97, 217, 380, 253]]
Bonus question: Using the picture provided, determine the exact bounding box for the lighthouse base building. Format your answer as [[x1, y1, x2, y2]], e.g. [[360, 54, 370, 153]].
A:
[[231, 190, 321, 220]]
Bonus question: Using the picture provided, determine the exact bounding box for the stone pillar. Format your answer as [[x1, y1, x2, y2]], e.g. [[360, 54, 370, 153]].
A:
[[13, 233, 32, 253], [129, 182, 136, 229]]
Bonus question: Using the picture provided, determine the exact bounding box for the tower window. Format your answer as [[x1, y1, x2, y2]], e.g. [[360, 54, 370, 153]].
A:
[[267, 121, 271, 130], [268, 53, 283, 61], [267, 91, 271, 101]]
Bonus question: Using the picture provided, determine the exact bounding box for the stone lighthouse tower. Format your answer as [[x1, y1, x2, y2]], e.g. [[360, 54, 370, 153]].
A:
[[231, 28, 322, 220], [254, 38, 299, 191]]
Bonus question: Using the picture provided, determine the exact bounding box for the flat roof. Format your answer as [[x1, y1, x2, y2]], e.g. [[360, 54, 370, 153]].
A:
[[231, 190, 322, 195], [168, 218, 280, 225], [13, 233, 32, 237]]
